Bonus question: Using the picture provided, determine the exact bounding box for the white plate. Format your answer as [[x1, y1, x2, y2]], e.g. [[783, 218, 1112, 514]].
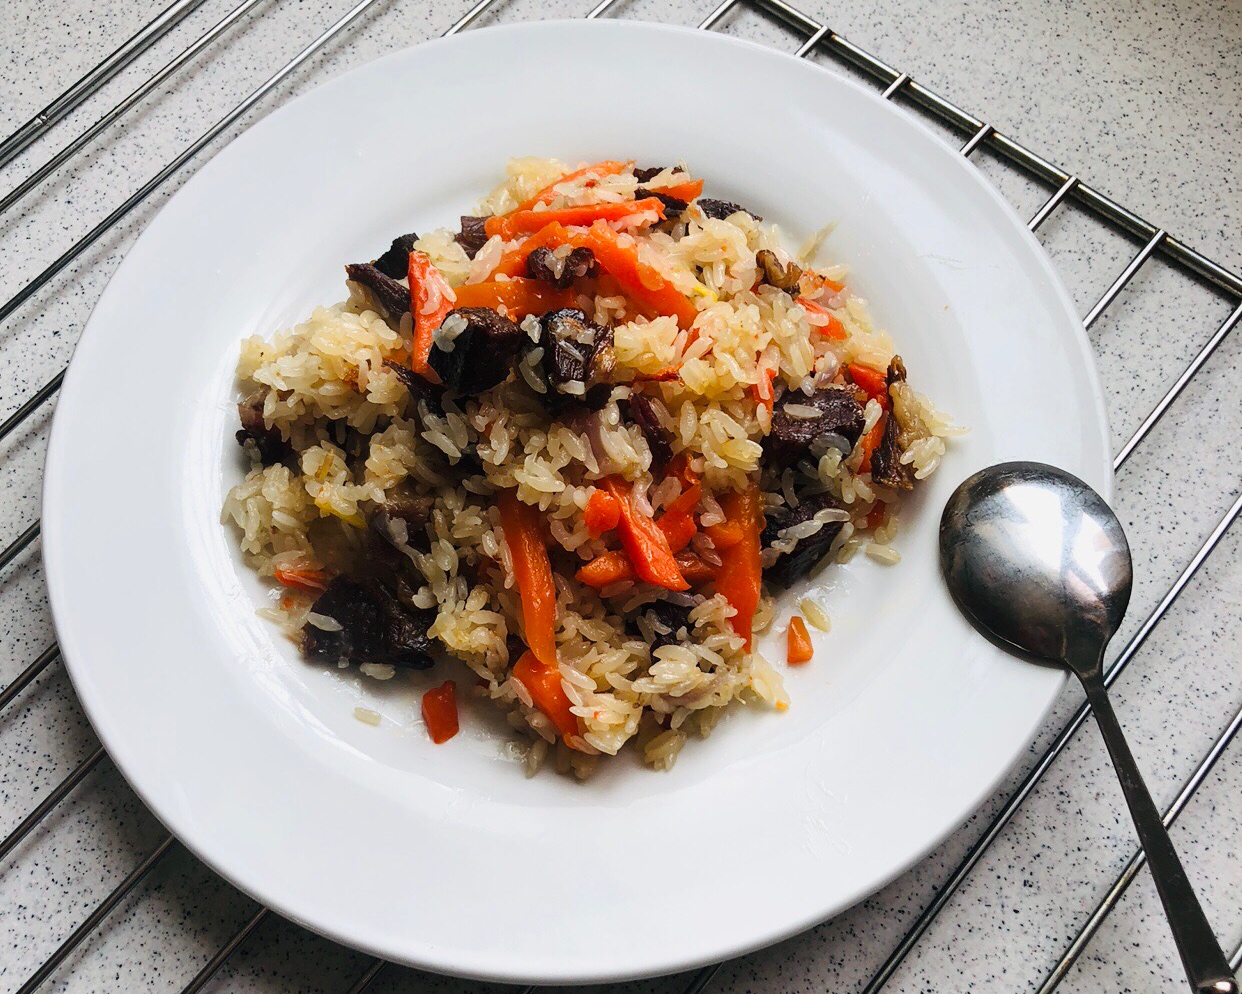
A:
[[43, 20, 1111, 984]]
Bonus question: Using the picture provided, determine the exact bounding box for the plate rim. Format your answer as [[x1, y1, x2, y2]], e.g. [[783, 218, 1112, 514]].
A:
[[41, 18, 1113, 983]]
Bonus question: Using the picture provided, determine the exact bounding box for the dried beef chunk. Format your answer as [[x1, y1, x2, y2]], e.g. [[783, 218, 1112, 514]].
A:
[[383, 359, 445, 418], [586, 324, 616, 391], [645, 600, 693, 654], [371, 484, 435, 555], [637, 189, 689, 220], [633, 166, 666, 183], [763, 386, 865, 471], [698, 198, 762, 222], [537, 308, 611, 410], [625, 393, 674, 467], [235, 401, 289, 464], [345, 262, 409, 324], [762, 492, 847, 587], [373, 233, 418, 279], [427, 307, 523, 395], [455, 216, 489, 258], [526, 246, 599, 289], [870, 356, 915, 490], [302, 576, 436, 669], [755, 249, 802, 297]]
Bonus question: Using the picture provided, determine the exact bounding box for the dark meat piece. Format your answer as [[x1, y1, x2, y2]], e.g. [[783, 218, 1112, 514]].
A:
[[636, 188, 689, 220], [345, 263, 409, 325], [537, 308, 614, 411], [383, 359, 445, 418], [645, 600, 693, 654], [632, 166, 666, 183], [755, 248, 802, 297], [373, 233, 418, 279], [455, 216, 489, 258], [762, 492, 846, 587], [526, 246, 599, 289], [870, 356, 915, 490], [427, 307, 524, 395], [625, 393, 674, 467], [763, 386, 865, 471], [235, 401, 290, 464], [371, 483, 435, 555], [698, 198, 762, 222], [301, 576, 436, 668]]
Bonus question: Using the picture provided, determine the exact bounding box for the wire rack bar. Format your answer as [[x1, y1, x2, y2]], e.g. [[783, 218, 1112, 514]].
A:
[[0, 370, 64, 443], [698, 0, 741, 30], [343, 958, 386, 994], [0, 519, 40, 573], [0, 0, 270, 220], [1231, 939, 1241, 974], [178, 906, 271, 994], [852, 491, 1242, 994], [1113, 299, 1242, 470], [1083, 231, 1166, 329], [1036, 701, 1242, 994], [0, 747, 106, 864], [0, 0, 393, 331], [0, 0, 206, 171], [0, 643, 60, 713], [15, 835, 176, 994], [748, 0, 1242, 299], [1028, 176, 1080, 231]]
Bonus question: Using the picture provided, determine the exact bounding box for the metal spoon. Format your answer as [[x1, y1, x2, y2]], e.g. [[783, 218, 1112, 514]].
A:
[[940, 461, 1238, 994]]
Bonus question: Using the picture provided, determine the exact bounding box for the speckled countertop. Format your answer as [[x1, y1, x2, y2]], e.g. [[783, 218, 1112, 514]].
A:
[[0, 1, 1238, 992]]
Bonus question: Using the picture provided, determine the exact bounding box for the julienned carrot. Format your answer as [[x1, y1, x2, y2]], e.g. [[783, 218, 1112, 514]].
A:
[[513, 650, 580, 741], [452, 278, 580, 319], [576, 547, 716, 589], [798, 296, 847, 341], [848, 363, 889, 404], [657, 482, 701, 553], [421, 681, 459, 743], [408, 250, 456, 382], [704, 520, 744, 550], [857, 413, 886, 475], [866, 500, 887, 530], [584, 489, 622, 538], [752, 368, 777, 416], [714, 484, 763, 648], [634, 365, 682, 383], [484, 199, 666, 240], [497, 490, 558, 667], [490, 222, 572, 278], [273, 565, 329, 592], [800, 271, 846, 296], [578, 223, 700, 330], [646, 178, 704, 202], [667, 452, 700, 490], [515, 160, 631, 212], [786, 616, 813, 665], [603, 478, 688, 591], [575, 550, 631, 588]]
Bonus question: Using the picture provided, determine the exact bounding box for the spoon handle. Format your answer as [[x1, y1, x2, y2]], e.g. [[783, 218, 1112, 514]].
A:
[[1081, 675, 1238, 994]]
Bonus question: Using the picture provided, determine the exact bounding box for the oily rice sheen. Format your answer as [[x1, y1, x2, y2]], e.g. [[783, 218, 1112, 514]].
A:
[[222, 158, 964, 778]]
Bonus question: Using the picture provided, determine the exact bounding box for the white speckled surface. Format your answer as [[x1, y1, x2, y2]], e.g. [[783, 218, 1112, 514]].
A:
[[0, 1, 1238, 992]]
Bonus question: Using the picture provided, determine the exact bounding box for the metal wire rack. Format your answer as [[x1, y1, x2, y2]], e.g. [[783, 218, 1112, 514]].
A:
[[0, 0, 1238, 991]]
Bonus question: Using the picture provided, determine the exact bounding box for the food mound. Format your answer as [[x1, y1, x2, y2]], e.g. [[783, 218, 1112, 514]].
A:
[[223, 158, 961, 777]]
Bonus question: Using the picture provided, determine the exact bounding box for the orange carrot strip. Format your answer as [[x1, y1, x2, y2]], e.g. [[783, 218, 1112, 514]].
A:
[[751, 367, 777, 416], [584, 489, 622, 539], [715, 484, 763, 648], [798, 296, 848, 340], [704, 520, 744, 550], [675, 549, 717, 586], [274, 566, 329, 593], [848, 363, 889, 402], [497, 490, 558, 667], [857, 413, 886, 475], [484, 199, 666, 240], [646, 178, 704, 202], [634, 365, 682, 382], [603, 478, 688, 591], [408, 250, 455, 383], [421, 680, 459, 743], [656, 481, 702, 553], [451, 278, 580, 320], [491, 222, 573, 279], [866, 500, 887, 530], [513, 650, 580, 741], [786, 616, 814, 665], [575, 550, 633, 589], [514, 160, 631, 212], [578, 222, 699, 330]]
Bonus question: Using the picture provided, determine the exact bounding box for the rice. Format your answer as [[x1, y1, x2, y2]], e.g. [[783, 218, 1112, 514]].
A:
[[223, 156, 960, 777]]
